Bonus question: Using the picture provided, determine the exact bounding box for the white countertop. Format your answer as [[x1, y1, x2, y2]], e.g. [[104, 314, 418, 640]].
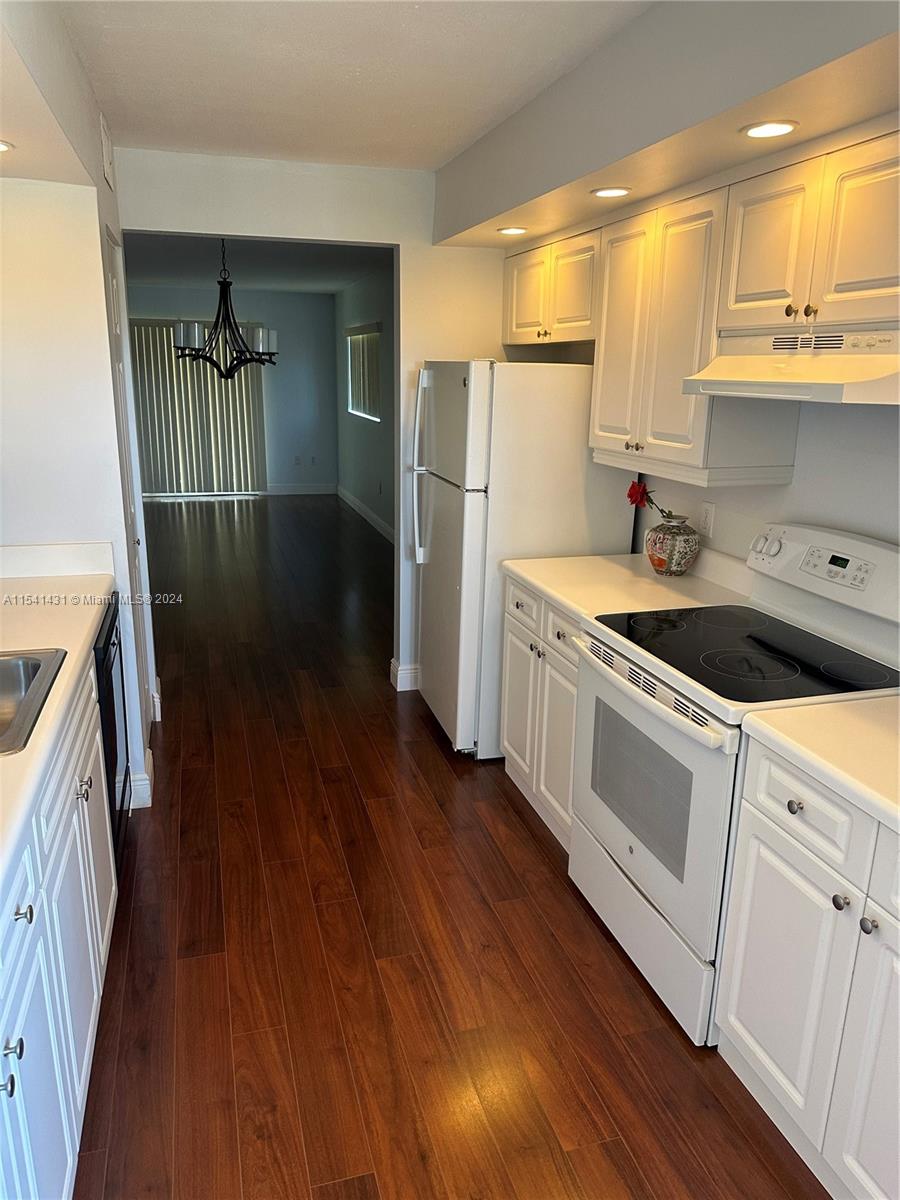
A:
[[0, 574, 114, 873], [744, 698, 900, 832], [502, 552, 746, 623]]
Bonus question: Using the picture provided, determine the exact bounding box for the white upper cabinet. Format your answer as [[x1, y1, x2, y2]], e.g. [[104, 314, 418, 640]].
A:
[[503, 245, 551, 343], [548, 232, 598, 339], [809, 133, 900, 326], [823, 898, 900, 1200], [641, 190, 726, 468], [590, 211, 655, 455], [503, 233, 598, 344], [718, 158, 824, 330]]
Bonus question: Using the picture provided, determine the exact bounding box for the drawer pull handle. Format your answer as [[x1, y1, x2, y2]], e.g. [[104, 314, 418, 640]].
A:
[[786, 799, 804, 815], [0, 1075, 14, 1099], [832, 894, 851, 912], [13, 905, 33, 925], [556, 630, 566, 641], [3, 1039, 24, 1061], [860, 916, 879, 935]]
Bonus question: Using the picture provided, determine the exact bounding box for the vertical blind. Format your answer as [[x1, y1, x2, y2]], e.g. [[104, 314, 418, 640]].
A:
[[346, 324, 381, 420], [129, 319, 267, 495]]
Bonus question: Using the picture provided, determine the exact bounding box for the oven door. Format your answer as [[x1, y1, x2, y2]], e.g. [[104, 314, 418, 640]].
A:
[[572, 637, 738, 960]]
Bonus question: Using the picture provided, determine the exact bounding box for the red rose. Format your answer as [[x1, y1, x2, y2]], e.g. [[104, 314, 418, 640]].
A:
[[627, 480, 649, 508]]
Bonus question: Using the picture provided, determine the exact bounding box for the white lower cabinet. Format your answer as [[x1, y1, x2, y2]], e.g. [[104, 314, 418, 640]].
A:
[[716, 804, 863, 1147], [501, 607, 578, 846], [0, 676, 116, 1200], [823, 899, 900, 1200]]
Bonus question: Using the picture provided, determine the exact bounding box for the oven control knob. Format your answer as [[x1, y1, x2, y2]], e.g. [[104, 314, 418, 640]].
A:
[[750, 535, 768, 553], [766, 538, 783, 557]]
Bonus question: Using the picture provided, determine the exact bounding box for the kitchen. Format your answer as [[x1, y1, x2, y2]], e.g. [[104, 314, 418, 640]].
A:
[[1, 4, 898, 1200]]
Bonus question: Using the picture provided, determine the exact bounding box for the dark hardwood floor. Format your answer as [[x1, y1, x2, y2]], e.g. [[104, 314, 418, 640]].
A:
[[75, 495, 829, 1200]]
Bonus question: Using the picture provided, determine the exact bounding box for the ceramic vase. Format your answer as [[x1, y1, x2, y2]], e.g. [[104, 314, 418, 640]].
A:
[[645, 515, 700, 577]]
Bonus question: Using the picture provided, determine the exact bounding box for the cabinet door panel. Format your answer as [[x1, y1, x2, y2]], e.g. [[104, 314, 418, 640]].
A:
[[535, 650, 577, 829], [0, 910, 76, 1200], [79, 720, 117, 972], [641, 190, 725, 466], [500, 617, 539, 779], [718, 159, 823, 329], [716, 804, 862, 1147], [47, 802, 101, 1118], [810, 133, 900, 325], [824, 900, 899, 1200], [590, 211, 655, 454], [549, 233, 597, 339], [504, 247, 550, 343]]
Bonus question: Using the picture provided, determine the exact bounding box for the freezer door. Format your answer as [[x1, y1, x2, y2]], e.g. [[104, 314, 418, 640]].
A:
[[421, 360, 492, 489], [417, 471, 487, 751]]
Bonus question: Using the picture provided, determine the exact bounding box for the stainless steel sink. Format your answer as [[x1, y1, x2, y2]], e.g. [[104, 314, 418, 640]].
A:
[[0, 649, 67, 755]]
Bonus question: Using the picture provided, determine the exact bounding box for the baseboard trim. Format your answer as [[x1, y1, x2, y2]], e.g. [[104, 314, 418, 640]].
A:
[[390, 658, 419, 691], [338, 487, 395, 543], [265, 484, 337, 495], [131, 750, 154, 810]]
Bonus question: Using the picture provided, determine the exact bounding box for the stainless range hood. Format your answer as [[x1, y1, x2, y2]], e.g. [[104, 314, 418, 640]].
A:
[[683, 329, 900, 405]]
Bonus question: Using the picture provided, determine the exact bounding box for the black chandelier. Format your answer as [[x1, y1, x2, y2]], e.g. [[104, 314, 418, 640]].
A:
[[173, 239, 278, 380]]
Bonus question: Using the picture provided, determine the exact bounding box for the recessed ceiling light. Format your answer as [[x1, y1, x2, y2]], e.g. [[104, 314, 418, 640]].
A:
[[742, 120, 798, 139], [498, 226, 527, 236], [0, 141, 15, 153], [591, 186, 631, 198]]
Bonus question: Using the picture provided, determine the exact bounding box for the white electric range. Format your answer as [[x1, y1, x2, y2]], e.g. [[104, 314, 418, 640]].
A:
[[568, 524, 899, 1045]]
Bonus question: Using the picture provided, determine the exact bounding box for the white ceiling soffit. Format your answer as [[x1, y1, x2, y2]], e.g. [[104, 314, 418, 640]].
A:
[[123, 232, 394, 293], [0, 29, 90, 185], [57, 0, 648, 170], [441, 33, 900, 248], [434, 1, 900, 245]]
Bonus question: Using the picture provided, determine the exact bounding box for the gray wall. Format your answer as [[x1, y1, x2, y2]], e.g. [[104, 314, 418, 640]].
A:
[[335, 269, 395, 534], [127, 284, 337, 494], [636, 403, 900, 556]]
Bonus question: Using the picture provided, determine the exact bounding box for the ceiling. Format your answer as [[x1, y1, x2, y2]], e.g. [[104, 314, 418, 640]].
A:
[[123, 232, 394, 293], [57, 1, 647, 170], [444, 33, 900, 246]]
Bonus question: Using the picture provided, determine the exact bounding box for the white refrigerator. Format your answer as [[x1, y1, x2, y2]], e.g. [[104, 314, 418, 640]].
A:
[[413, 360, 633, 759]]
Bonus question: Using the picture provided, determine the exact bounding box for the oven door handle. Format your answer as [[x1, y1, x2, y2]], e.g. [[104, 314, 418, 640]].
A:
[[572, 637, 728, 752]]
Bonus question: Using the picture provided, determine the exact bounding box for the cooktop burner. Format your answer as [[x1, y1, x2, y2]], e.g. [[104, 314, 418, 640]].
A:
[[595, 605, 899, 704]]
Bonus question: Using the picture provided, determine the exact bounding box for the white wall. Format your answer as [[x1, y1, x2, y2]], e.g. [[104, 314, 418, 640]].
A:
[[434, 2, 898, 241], [114, 148, 505, 673], [128, 284, 338, 494], [335, 268, 395, 535], [636, 403, 900, 556]]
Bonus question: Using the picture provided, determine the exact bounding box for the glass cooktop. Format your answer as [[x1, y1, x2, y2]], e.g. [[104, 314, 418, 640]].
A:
[[595, 605, 899, 704]]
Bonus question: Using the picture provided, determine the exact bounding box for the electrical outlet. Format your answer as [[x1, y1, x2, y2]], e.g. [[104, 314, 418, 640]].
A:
[[698, 501, 716, 538]]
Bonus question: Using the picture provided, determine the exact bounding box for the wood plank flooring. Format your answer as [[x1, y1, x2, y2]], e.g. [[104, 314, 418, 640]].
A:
[[76, 496, 830, 1200]]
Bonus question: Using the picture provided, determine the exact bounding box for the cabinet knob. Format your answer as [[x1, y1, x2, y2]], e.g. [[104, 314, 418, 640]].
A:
[[634, 443, 644, 453], [785, 303, 799, 317], [624, 441, 633, 451], [803, 303, 818, 319], [860, 915, 879, 935], [832, 894, 851, 912], [13, 904, 33, 925], [786, 799, 804, 815], [514, 600, 524, 610], [556, 630, 566, 641], [77, 775, 93, 803], [0, 1075, 15, 1100], [3, 1039, 24, 1061], [536, 648, 545, 659], [529, 642, 538, 653]]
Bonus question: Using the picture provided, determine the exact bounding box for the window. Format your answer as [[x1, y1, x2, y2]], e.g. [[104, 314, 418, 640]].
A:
[[346, 323, 381, 421]]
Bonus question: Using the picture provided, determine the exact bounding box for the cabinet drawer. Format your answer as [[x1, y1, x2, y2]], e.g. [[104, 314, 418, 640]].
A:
[[33, 667, 96, 878], [542, 606, 580, 665], [0, 840, 39, 1001], [506, 579, 542, 632], [744, 741, 878, 889], [869, 823, 899, 913]]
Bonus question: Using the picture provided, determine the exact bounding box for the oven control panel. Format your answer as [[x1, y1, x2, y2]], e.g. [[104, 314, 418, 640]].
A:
[[747, 524, 898, 622]]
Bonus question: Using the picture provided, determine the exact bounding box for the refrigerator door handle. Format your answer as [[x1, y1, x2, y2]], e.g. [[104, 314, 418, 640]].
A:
[[412, 467, 426, 565], [413, 368, 431, 473]]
